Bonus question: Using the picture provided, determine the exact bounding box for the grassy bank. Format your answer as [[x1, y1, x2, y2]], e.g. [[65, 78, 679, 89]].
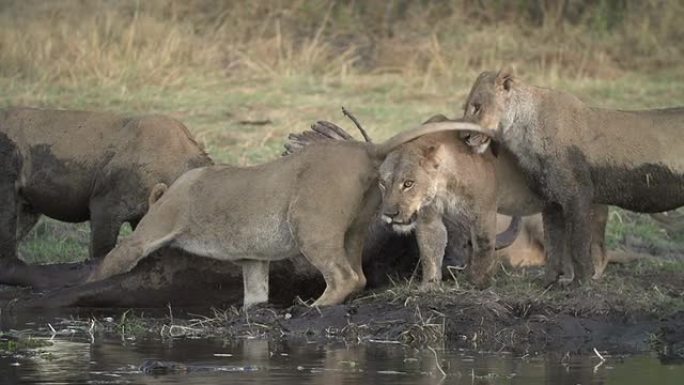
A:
[[3, 257, 682, 355], [0, 0, 682, 263]]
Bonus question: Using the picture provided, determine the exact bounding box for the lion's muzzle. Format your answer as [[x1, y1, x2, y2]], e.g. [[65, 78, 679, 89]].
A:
[[382, 211, 418, 234]]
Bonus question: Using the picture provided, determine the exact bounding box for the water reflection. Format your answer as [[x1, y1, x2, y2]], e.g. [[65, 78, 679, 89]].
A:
[[0, 332, 682, 384]]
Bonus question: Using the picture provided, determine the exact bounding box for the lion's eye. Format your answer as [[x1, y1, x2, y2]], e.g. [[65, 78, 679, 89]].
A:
[[471, 103, 481, 115], [378, 181, 386, 191], [403, 180, 414, 189]]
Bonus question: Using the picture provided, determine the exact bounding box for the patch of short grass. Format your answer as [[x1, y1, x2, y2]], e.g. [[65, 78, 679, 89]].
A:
[[19, 219, 132, 264], [607, 208, 684, 257], [0, 333, 52, 355], [367, 258, 684, 319], [18, 219, 89, 264]]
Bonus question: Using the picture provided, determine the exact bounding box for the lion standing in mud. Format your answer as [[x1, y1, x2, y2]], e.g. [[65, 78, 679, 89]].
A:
[[462, 70, 684, 284], [376, 130, 499, 288], [0, 107, 212, 286]]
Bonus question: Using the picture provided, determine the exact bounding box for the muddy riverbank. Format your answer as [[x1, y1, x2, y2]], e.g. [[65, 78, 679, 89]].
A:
[[2, 257, 682, 358]]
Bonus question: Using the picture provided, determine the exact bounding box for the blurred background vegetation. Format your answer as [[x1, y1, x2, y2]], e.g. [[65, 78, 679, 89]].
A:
[[0, 0, 682, 263]]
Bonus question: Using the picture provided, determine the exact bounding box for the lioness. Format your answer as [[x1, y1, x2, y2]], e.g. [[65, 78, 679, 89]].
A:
[[377, 130, 499, 287], [462, 70, 684, 284], [492, 213, 650, 269], [83, 120, 488, 308], [0, 108, 212, 260], [0, 108, 213, 289]]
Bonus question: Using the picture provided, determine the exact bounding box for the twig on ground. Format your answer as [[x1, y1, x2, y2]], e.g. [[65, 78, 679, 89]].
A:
[[445, 266, 461, 289]]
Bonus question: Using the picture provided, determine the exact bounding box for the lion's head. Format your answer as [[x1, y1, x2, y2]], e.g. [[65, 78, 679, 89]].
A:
[[463, 69, 517, 136], [378, 143, 445, 234]]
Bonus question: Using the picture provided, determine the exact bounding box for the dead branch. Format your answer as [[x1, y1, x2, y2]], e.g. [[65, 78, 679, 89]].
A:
[[341, 106, 372, 142]]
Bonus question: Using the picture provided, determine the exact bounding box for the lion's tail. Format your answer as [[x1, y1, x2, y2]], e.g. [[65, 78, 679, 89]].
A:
[[283, 121, 367, 156]]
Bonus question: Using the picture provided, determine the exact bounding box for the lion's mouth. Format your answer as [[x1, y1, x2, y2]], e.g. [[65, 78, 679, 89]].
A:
[[391, 222, 416, 234], [384, 213, 418, 234]]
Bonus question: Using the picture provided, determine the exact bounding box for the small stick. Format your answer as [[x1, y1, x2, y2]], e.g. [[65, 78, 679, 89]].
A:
[[341, 106, 372, 142], [48, 323, 57, 340], [593, 347, 606, 361], [428, 346, 447, 379], [167, 302, 174, 324]]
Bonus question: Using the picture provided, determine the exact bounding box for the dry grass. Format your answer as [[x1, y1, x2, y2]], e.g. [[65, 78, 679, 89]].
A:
[[1, 0, 682, 87]]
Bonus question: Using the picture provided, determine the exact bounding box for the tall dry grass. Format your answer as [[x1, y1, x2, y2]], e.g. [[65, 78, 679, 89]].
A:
[[1, 0, 682, 89]]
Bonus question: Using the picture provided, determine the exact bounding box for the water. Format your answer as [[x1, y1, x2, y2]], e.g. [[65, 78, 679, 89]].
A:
[[2, 335, 682, 384], [1, 315, 682, 385]]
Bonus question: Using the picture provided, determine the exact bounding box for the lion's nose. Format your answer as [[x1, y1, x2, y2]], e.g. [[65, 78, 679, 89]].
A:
[[383, 209, 399, 219]]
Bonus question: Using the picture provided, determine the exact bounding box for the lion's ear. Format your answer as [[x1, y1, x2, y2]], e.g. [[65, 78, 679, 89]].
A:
[[420, 144, 442, 169], [496, 67, 515, 91], [461, 133, 492, 155]]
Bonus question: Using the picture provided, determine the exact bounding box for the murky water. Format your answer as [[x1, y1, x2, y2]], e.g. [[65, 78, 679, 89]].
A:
[[1, 313, 682, 385]]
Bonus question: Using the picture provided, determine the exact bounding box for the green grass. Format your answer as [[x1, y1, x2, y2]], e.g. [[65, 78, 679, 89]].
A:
[[10, 69, 684, 264], [19, 219, 131, 265], [0, 334, 52, 355]]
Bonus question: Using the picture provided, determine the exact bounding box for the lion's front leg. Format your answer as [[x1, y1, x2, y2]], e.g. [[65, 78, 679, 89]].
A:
[[0, 145, 19, 261], [239, 260, 270, 309], [415, 212, 447, 290], [467, 209, 497, 289], [542, 204, 570, 286], [590, 204, 609, 280], [563, 196, 595, 283]]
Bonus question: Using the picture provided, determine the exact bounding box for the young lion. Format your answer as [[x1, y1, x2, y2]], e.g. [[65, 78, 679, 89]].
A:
[[376, 130, 499, 288], [462, 70, 684, 284]]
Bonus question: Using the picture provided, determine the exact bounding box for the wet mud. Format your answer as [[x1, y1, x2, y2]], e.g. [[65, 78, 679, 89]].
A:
[[1, 247, 682, 358]]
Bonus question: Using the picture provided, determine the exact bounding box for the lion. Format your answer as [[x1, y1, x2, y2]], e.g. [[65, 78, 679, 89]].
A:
[[462, 70, 684, 284], [81, 120, 487, 308], [492, 213, 653, 269], [0, 107, 212, 288], [376, 129, 499, 288]]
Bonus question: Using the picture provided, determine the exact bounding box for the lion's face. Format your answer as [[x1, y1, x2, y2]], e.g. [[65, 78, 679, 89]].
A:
[[378, 145, 442, 234], [463, 70, 515, 135]]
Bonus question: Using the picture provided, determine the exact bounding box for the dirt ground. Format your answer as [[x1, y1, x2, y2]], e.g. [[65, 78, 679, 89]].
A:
[[1, 244, 682, 359]]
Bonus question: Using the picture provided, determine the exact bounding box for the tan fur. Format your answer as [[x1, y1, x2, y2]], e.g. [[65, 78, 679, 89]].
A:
[[86, 120, 487, 308], [492, 148, 611, 280], [463, 70, 684, 284], [378, 131, 498, 288], [497, 214, 648, 269], [148, 183, 168, 207]]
